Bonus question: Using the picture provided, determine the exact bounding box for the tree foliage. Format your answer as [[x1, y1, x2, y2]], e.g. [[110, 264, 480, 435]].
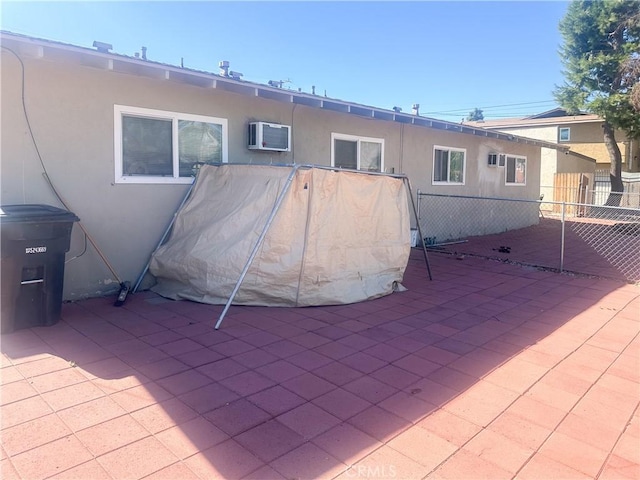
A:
[[466, 108, 484, 121], [555, 0, 640, 200], [621, 55, 640, 111], [555, 0, 640, 137]]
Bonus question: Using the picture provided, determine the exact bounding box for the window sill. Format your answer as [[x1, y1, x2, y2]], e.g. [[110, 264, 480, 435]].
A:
[[115, 176, 195, 185]]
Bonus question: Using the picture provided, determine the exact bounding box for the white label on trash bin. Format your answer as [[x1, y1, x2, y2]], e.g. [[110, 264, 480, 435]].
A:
[[25, 246, 47, 254]]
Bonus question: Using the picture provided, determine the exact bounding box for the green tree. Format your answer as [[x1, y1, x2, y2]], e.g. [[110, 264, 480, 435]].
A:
[[554, 0, 640, 205], [467, 108, 484, 121], [622, 56, 640, 111]]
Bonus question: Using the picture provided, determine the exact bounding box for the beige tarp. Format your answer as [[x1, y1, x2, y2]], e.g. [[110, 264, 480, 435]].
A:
[[150, 164, 411, 307]]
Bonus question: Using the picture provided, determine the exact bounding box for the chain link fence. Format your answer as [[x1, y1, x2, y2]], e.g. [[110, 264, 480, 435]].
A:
[[541, 184, 640, 209], [416, 192, 640, 284]]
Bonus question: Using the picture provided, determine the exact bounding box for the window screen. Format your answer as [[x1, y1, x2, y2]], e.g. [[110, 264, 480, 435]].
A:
[[433, 149, 449, 182], [506, 156, 526, 184], [115, 105, 228, 184], [360, 141, 382, 171], [122, 116, 172, 176], [433, 147, 465, 184], [334, 139, 358, 169], [178, 121, 223, 177]]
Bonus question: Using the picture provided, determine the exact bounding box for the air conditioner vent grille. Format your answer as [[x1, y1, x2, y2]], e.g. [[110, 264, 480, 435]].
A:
[[247, 122, 291, 152]]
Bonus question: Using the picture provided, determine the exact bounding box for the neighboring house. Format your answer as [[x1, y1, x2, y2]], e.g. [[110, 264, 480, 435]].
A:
[[1, 31, 564, 299], [466, 108, 640, 203], [467, 108, 638, 171]]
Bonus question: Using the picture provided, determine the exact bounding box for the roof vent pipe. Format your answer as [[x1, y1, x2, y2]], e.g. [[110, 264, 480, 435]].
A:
[[219, 60, 230, 77], [412, 104, 420, 116], [141, 46, 147, 60], [312, 85, 316, 95]]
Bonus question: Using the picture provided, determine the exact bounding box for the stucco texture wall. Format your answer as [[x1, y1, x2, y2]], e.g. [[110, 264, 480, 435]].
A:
[[1, 49, 542, 299], [559, 122, 633, 169], [558, 153, 596, 175], [494, 126, 559, 193], [497, 122, 637, 171]]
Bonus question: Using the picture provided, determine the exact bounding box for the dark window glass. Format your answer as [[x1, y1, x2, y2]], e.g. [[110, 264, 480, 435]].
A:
[[434, 149, 449, 182], [122, 116, 172, 176], [335, 139, 357, 169]]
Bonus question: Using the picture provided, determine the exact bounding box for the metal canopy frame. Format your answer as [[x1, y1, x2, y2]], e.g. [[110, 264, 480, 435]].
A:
[[213, 163, 432, 330]]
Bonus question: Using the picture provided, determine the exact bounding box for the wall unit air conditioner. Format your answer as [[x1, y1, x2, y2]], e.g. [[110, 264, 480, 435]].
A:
[[248, 122, 291, 152]]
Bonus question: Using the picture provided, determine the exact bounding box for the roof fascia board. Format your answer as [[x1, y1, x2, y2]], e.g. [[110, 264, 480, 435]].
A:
[[1, 30, 566, 151], [566, 150, 597, 163]]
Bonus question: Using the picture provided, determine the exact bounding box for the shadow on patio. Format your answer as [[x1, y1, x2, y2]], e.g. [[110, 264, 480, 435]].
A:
[[1, 250, 638, 479]]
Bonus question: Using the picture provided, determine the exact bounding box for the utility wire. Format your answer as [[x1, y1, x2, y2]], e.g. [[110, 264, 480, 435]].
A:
[[1, 46, 70, 210], [435, 111, 557, 119], [2, 45, 90, 262], [422, 100, 557, 116]]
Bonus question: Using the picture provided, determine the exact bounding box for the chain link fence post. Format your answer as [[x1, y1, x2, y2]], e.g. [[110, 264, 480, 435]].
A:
[[415, 192, 639, 283], [560, 201, 566, 273]]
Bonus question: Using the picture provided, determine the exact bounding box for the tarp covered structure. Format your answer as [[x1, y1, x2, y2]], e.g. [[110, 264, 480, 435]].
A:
[[150, 164, 411, 307]]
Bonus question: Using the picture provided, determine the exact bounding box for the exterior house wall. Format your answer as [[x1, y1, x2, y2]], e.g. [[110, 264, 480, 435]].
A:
[[561, 122, 633, 167], [492, 126, 558, 196], [1, 46, 542, 300], [557, 153, 596, 174], [495, 121, 637, 171], [493, 124, 597, 203], [399, 125, 540, 197], [400, 126, 541, 245]]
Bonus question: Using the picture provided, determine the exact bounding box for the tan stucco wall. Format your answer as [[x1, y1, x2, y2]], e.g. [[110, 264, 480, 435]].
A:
[[567, 143, 628, 167], [494, 126, 560, 200], [499, 126, 557, 144], [497, 122, 637, 171], [564, 121, 629, 167], [557, 152, 596, 175], [1, 50, 541, 299]]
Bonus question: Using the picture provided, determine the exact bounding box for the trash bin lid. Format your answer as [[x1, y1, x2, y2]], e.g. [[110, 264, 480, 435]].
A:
[[0, 204, 80, 224]]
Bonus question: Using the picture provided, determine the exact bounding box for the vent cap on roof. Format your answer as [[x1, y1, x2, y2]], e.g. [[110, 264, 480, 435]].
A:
[[92, 41, 112, 53]]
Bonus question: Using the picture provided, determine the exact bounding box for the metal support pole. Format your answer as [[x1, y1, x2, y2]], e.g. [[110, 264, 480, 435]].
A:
[[132, 180, 197, 293], [560, 201, 566, 273], [405, 180, 433, 280], [41, 173, 124, 284], [215, 165, 300, 330]]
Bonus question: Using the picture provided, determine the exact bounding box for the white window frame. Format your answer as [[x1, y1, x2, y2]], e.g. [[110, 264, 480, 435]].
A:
[[559, 127, 570, 142], [330, 133, 384, 172], [432, 145, 466, 185], [505, 155, 527, 186], [114, 105, 228, 184]]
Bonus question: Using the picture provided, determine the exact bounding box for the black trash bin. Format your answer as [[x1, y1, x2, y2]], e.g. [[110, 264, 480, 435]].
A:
[[1, 204, 79, 333]]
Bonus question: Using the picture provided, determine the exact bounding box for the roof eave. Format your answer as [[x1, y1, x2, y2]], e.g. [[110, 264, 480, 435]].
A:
[[1, 30, 565, 151]]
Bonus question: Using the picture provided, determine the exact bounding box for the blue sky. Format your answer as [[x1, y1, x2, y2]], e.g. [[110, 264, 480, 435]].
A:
[[1, 1, 570, 121]]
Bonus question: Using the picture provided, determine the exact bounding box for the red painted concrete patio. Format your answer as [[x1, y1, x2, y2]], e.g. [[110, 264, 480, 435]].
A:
[[1, 250, 638, 479]]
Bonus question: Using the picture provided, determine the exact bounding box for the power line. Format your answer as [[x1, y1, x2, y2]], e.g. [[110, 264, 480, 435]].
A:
[[422, 100, 556, 115], [432, 111, 558, 120]]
